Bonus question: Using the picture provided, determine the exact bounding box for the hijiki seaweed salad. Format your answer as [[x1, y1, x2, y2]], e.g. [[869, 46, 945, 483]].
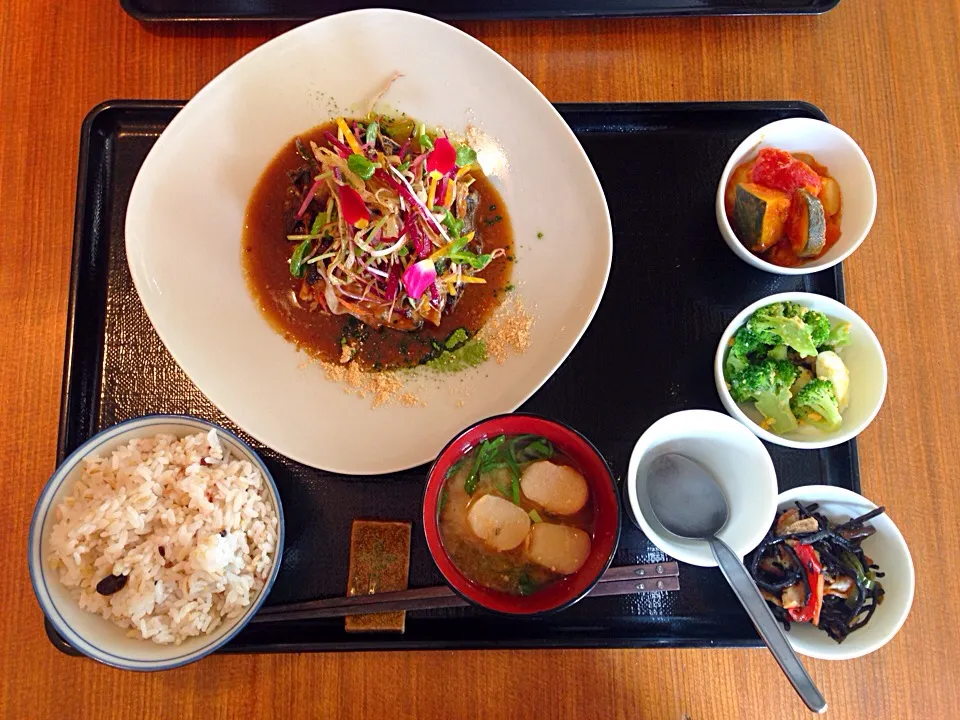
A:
[[243, 113, 515, 372], [749, 502, 886, 643]]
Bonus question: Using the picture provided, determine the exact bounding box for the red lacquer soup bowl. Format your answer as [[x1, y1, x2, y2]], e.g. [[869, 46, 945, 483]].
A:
[[423, 413, 621, 615]]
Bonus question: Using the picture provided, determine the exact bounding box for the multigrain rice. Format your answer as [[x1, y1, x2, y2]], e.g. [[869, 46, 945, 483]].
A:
[[47, 430, 279, 645]]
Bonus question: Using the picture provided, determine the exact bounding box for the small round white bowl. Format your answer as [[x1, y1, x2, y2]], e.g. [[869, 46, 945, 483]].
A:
[[773, 486, 914, 660], [716, 117, 877, 275], [28, 415, 285, 671], [715, 292, 887, 449], [627, 410, 778, 567]]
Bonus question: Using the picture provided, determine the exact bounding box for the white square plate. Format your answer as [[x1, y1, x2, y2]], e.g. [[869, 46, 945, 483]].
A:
[[125, 9, 611, 473]]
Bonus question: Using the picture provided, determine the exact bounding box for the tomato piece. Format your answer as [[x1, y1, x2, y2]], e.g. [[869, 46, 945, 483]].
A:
[[750, 148, 823, 195]]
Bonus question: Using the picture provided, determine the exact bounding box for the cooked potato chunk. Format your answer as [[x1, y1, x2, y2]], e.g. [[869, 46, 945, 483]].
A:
[[816, 350, 850, 411], [525, 523, 591, 575], [520, 461, 589, 516], [466, 494, 531, 551]]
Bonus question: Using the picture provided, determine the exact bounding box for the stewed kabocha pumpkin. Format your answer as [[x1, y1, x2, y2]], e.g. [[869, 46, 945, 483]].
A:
[[733, 183, 793, 251], [726, 147, 842, 268], [786, 189, 827, 258]]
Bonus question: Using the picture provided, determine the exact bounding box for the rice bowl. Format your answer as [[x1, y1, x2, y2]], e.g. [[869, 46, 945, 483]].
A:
[[29, 415, 284, 670]]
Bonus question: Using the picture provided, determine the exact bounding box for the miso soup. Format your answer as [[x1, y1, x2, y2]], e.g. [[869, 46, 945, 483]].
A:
[[437, 434, 595, 595]]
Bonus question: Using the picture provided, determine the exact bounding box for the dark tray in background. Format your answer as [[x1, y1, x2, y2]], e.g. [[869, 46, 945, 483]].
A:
[[50, 100, 859, 656], [121, 0, 840, 22]]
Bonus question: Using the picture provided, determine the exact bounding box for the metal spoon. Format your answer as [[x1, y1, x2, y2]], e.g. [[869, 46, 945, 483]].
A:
[[646, 453, 827, 714]]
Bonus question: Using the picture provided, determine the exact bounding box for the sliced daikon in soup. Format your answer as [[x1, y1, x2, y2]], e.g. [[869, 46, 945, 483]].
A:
[[467, 494, 531, 551], [520, 460, 589, 515], [525, 523, 591, 575]]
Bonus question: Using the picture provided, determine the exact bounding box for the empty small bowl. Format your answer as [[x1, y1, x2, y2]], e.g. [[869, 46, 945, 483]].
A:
[[715, 291, 887, 449], [423, 413, 621, 615], [774, 486, 914, 660], [28, 415, 284, 671], [716, 117, 877, 275], [626, 410, 778, 567]]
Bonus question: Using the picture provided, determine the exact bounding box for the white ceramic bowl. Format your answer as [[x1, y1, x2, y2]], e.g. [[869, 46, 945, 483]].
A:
[[715, 117, 877, 275], [28, 415, 285, 671], [125, 9, 611, 474], [774, 486, 914, 660], [626, 410, 778, 567], [715, 292, 887, 449]]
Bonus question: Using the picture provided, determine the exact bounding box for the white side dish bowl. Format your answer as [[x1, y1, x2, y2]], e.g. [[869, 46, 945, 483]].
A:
[[627, 410, 778, 567], [125, 9, 612, 474], [714, 291, 887, 449], [715, 117, 876, 275], [775, 485, 914, 660]]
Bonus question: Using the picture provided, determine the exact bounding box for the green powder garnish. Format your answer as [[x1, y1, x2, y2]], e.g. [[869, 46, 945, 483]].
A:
[[425, 338, 488, 373]]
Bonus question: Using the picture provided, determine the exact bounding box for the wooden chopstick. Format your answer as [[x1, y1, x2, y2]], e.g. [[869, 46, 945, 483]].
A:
[[251, 562, 679, 624]]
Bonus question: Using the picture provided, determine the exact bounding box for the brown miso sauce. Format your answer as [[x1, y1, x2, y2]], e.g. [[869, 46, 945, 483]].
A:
[[242, 121, 514, 371]]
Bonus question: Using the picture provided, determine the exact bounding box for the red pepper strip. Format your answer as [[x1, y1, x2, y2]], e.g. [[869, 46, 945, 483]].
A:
[[384, 263, 401, 301], [336, 185, 370, 228], [787, 543, 823, 623], [426, 136, 456, 174], [295, 177, 323, 220], [323, 131, 352, 158]]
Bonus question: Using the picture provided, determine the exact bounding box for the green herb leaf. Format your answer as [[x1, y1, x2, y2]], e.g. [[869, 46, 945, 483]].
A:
[[419, 133, 434, 151], [309, 212, 328, 236], [464, 454, 483, 495], [397, 160, 411, 172], [347, 153, 378, 180], [522, 439, 554, 460], [449, 251, 492, 270], [441, 208, 465, 236], [397, 245, 409, 257], [528, 509, 542, 524], [455, 144, 477, 167], [289, 239, 312, 278], [365, 121, 379, 146]]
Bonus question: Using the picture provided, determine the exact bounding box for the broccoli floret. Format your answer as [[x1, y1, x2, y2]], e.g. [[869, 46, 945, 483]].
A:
[[782, 301, 806, 318], [729, 359, 800, 433], [821, 321, 851, 351], [724, 325, 764, 380], [803, 310, 831, 348], [791, 378, 842, 432], [747, 303, 818, 358], [767, 344, 789, 361]]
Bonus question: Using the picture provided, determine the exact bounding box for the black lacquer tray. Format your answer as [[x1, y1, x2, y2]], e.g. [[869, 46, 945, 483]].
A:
[[48, 100, 858, 655], [122, 0, 840, 22]]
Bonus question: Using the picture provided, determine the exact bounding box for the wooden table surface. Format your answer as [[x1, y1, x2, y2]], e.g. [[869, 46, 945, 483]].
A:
[[2, 0, 958, 717]]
